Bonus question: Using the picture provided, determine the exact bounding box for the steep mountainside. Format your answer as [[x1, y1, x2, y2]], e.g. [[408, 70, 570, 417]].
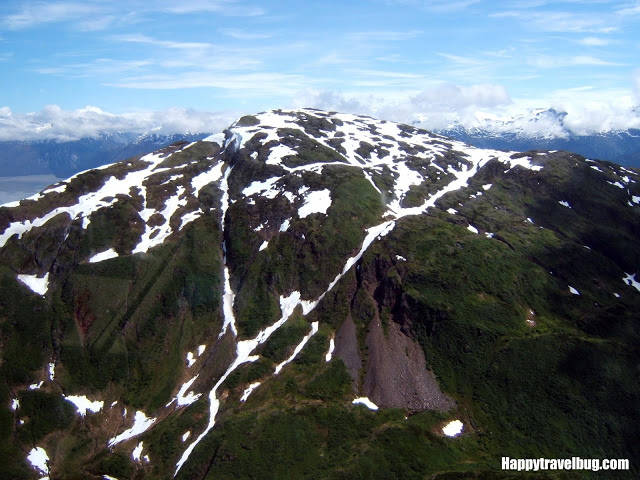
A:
[[1, 109, 639, 479]]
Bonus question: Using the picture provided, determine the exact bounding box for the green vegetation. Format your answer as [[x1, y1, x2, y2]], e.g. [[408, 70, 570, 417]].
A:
[[17, 390, 76, 443], [229, 163, 384, 338]]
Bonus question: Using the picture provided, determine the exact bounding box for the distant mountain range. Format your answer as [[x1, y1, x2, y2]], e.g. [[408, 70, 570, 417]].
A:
[[0, 132, 210, 178], [427, 108, 640, 168], [1, 109, 638, 184]]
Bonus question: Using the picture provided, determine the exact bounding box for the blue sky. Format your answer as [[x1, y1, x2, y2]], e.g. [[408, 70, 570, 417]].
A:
[[1, 0, 639, 138]]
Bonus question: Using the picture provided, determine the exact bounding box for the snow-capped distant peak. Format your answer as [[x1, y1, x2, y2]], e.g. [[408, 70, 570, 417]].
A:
[[35, 123, 53, 133]]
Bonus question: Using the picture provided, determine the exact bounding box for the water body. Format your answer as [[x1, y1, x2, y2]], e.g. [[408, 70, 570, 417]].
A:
[[0, 175, 64, 206]]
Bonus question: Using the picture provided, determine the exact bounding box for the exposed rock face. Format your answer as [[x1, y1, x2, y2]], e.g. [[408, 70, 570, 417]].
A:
[[364, 317, 455, 411], [334, 314, 362, 389]]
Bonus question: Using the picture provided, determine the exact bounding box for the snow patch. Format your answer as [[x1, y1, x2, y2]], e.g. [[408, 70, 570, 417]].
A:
[[325, 337, 335, 362], [482, 183, 492, 190], [352, 397, 378, 411], [108, 410, 156, 447], [186, 352, 196, 368], [191, 161, 224, 196], [132, 185, 188, 253], [242, 177, 281, 199], [219, 267, 238, 338], [203, 132, 225, 146], [27, 447, 49, 476], [503, 156, 543, 172], [64, 395, 104, 416], [43, 183, 68, 194], [569, 286, 580, 295], [29, 381, 43, 390], [175, 375, 202, 407], [446, 208, 457, 215], [240, 382, 261, 402], [558, 200, 571, 208], [179, 210, 202, 230], [298, 189, 332, 218], [442, 420, 464, 437], [623, 273, 640, 292], [279, 219, 290, 232], [132, 442, 144, 462], [17, 273, 49, 296], [274, 321, 319, 375], [467, 225, 478, 234], [259, 241, 268, 252], [182, 431, 191, 442], [48, 362, 55, 381], [89, 248, 118, 263], [11, 398, 19, 411], [267, 144, 297, 165]]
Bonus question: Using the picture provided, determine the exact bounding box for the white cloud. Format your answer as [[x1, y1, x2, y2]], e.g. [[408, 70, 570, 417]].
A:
[[436, 52, 486, 66], [0, 105, 237, 141], [491, 10, 618, 33], [529, 55, 622, 68], [550, 96, 640, 134], [2, 85, 640, 144], [633, 69, 640, 102], [616, 2, 640, 16], [377, 0, 482, 12], [348, 30, 424, 41], [1, 1, 264, 31], [107, 72, 307, 95], [291, 84, 512, 128], [218, 28, 275, 40], [291, 84, 640, 135], [160, 0, 265, 16], [577, 36, 612, 46], [34, 58, 154, 78], [112, 34, 215, 51], [3, 2, 108, 30]]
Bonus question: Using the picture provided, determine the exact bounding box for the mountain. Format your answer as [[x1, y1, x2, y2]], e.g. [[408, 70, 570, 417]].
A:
[[431, 108, 640, 168], [0, 133, 211, 178], [1, 108, 639, 479]]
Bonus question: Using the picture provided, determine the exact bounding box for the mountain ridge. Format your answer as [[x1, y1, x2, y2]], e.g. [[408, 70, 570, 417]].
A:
[[1, 108, 639, 479]]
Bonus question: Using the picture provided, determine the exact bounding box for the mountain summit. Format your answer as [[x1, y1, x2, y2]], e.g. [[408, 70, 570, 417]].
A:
[[1, 109, 639, 479]]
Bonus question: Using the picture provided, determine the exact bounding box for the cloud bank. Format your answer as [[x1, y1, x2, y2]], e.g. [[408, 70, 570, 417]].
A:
[[292, 85, 640, 136], [2, 83, 640, 143], [0, 105, 237, 142]]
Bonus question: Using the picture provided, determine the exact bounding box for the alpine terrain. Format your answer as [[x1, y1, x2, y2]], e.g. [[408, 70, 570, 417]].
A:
[[1, 108, 639, 479]]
